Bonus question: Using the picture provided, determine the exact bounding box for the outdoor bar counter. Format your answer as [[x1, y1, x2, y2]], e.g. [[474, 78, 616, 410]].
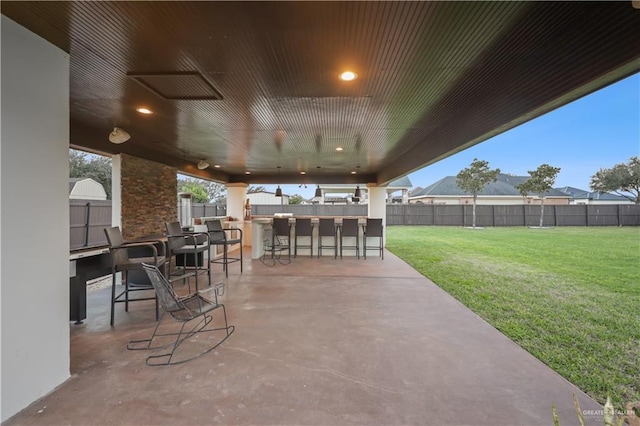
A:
[[250, 215, 369, 259]]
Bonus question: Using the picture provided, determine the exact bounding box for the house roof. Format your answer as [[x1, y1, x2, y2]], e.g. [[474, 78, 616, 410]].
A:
[[555, 186, 629, 201], [69, 177, 100, 194], [319, 176, 411, 194], [411, 174, 569, 198]]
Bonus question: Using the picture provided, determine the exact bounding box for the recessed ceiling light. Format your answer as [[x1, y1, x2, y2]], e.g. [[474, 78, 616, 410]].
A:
[[335, 147, 343, 152], [339, 71, 357, 81], [300, 171, 306, 175], [214, 164, 221, 168], [136, 107, 153, 115], [351, 171, 357, 175], [245, 171, 251, 175]]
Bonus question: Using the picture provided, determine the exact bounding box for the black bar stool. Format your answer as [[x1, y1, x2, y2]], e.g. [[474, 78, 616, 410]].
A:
[[294, 218, 314, 258], [340, 218, 360, 259], [318, 218, 337, 258]]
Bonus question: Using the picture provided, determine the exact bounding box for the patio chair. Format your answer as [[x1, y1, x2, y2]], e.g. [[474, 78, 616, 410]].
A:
[[363, 218, 384, 259], [127, 264, 235, 366], [104, 226, 166, 327], [340, 218, 360, 259], [205, 219, 243, 277], [294, 217, 314, 258], [318, 218, 337, 258], [165, 221, 211, 291]]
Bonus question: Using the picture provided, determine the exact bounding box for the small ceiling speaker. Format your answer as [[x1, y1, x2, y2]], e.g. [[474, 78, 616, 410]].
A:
[[109, 127, 131, 144], [197, 160, 210, 170]]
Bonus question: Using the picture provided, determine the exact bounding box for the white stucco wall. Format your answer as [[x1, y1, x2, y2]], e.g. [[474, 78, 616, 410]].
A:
[[1, 16, 70, 421]]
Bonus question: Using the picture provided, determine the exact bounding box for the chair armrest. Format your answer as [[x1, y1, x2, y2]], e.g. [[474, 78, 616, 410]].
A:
[[118, 241, 163, 258], [182, 231, 210, 245], [223, 227, 243, 239]]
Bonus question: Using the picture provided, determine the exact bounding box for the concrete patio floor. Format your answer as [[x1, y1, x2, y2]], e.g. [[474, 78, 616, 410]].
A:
[[6, 248, 603, 425]]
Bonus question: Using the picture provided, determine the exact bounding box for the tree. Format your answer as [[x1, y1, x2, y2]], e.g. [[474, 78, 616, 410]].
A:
[[456, 158, 500, 228], [515, 164, 561, 227], [589, 156, 640, 204], [177, 175, 226, 204], [288, 194, 304, 205], [69, 149, 112, 199], [247, 185, 267, 194]]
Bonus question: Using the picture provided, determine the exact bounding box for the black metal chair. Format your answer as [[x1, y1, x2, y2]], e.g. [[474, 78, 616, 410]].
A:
[[165, 221, 211, 291], [318, 218, 337, 258], [104, 226, 166, 327], [294, 218, 314, 258], [205, 219, 243, 277], [127, 264, 235, 366], [363, 218, 384, 259], [340, 218, 360, 259]]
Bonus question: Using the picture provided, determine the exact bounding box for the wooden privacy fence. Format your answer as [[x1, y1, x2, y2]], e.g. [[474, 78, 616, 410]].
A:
[[252, 204, 640, 227], [71, 202, 640, 250], [70, 200, 112, 250], [70, 201, 226, 250], [386, 204, 640, 227]]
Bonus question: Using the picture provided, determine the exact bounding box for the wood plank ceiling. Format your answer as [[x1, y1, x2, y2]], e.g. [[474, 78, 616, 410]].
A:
[[2, 1, 639, 185]]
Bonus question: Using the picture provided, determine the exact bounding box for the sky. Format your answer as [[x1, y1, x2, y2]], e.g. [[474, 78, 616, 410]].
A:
[[274, 72, 639, 199]]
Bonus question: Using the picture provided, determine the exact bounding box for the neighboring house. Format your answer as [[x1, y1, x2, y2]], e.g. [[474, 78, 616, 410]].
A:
[[555, 186, 634, 205], [409, 174, 570, 205], [247, 190, 290, 205], [69, 178, 107, 200], [315, 176, 412, 205]]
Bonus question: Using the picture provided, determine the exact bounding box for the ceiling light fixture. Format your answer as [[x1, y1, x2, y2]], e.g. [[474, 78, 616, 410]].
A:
[[197, 160, 209, 170], [245, 171, 251, 175], [351, 171, 357, 175], [214, 164, 221, 168], [339, 71, 357, 81], [335, 147, 343, 152], [314, 166, 322, 198], [136, 107, 153, 115], [108, 127, 131, 144], [300, 171, 306, 175], [275, 166, 282, 196], [354, 185, 362, 198]]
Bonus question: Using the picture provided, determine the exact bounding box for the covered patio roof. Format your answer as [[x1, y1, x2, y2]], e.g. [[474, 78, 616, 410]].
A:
[[2, 1, 639, 185], [5, 250, 602, 425]]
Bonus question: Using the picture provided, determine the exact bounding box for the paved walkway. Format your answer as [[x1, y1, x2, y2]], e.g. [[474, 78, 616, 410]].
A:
[[7, 249, 602, 425]]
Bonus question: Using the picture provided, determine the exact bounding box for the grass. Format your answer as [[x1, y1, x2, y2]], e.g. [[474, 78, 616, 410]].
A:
[[386, 226, 640, 408]]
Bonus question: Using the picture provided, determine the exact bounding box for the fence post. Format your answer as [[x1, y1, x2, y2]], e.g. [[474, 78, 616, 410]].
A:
[[554, 205, 558, 226], [617, 204, 621, 226], [585, 205, 589, 227], [84, 201, 91, 248]]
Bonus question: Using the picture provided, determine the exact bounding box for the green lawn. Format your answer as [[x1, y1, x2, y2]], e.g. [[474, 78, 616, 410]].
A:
[[386, 226, 640, 408]]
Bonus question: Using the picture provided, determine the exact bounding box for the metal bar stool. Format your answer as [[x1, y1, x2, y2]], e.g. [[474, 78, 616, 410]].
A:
[[318, 218, 337, 258], [294, 218, 314, 258], [340, 218, 360, 259], [165, 221, 211, 291], [363, 218, 384, 259], [205, 219, 243, 277]]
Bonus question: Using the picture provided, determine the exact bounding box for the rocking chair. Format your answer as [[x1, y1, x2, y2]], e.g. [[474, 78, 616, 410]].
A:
[[127, 264, 235, 366]]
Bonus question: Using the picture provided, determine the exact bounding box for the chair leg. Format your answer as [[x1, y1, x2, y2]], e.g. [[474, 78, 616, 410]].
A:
[[224, 245, 228, 278], [110, 272, 117, 327], [240, 240, 243, 272]]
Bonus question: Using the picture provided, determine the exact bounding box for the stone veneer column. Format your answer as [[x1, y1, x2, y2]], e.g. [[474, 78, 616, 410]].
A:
[[113, 153, 177, 240]]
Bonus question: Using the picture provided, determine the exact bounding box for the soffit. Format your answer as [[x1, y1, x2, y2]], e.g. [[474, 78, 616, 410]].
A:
[[2, 1, 639, 184]]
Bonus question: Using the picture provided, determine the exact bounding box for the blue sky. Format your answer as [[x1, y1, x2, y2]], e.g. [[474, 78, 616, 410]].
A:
[[277, 72, 639, 199]]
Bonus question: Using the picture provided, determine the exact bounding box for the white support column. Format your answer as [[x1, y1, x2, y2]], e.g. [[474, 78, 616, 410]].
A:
[[111, 154, 122, 228], [1, 16, 70, 421], [367, 183, 387, 246], [226, 183, 248, 221]]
